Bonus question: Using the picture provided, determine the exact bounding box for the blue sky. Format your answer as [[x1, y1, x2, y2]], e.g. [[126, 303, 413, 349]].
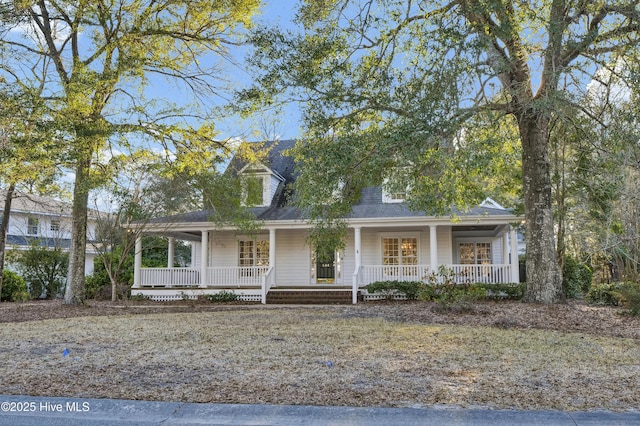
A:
[[214, 1, 302, 142]]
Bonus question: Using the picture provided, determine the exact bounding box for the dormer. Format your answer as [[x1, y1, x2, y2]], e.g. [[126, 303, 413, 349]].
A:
[[239, 163, 285, 207], [381, 177, 409, 203]]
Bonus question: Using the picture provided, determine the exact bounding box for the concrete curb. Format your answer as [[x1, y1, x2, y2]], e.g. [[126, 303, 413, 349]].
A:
[[1, 394, 639, 425]]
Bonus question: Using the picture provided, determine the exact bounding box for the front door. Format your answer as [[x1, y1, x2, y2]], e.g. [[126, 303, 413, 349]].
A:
[[316, 251, 336, 283]]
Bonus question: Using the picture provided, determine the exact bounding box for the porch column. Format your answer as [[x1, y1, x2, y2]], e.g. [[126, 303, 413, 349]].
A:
[[429, 225, 438, 273], [353, 226, 362, 305], [510, 227, 520, 282], [200, 230, 209, 288], [133, 236, 142, 288], [191, 242, 197, 268], [167, 237, 175, 268], [269, 228, 276, 285], [502, 229, 509, 266], [354, 226, 362, 269]]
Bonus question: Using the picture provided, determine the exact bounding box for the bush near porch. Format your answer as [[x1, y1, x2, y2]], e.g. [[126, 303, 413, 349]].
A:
[[365, 280, 524, 303]]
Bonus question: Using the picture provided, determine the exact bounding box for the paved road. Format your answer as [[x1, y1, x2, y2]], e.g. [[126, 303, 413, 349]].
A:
[[1, 394, 639, 425]]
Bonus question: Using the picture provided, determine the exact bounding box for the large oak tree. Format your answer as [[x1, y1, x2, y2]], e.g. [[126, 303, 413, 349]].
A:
[[0, 0, 261, 303], [241, 0, 640, 303]]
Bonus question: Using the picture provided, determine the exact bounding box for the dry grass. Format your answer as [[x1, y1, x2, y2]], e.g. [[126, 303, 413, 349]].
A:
[[1, 304, 640, 411]]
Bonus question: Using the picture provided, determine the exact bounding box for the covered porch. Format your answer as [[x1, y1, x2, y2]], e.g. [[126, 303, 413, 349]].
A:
[[131, 219, 521, 304]]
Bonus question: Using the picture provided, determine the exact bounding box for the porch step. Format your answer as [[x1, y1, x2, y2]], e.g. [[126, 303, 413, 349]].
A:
[[266, 289, 359, 305]]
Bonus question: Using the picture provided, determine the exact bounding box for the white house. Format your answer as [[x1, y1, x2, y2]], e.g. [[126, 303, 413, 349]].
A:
[[129, 140, 521, 303], [0, 190, 98, 276]]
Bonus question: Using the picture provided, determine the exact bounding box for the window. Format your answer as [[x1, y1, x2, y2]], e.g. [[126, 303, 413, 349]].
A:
[[238, 240, 269, 276], [50, 219, 61, 232], [382, 237, 418, 277], [459, 242, 492, 264], [242, 175, 265, 206], [381, 173, 410, 203], [27, 217, 39, 235]]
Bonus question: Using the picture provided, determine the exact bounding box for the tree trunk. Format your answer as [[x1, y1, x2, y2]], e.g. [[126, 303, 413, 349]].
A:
[[64, 155, 91, 305], [519, 111, 564, 303], [0, 183, 16, 301]]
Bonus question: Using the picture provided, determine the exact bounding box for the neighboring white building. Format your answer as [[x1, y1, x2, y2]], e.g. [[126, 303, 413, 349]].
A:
[[129, 140, 522, 303], [0, 190, 98, 276]]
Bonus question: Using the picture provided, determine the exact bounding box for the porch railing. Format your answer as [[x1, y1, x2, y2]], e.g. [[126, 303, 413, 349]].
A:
[[140, 268, 200, 287], [356, 264, 512, 288], [205, 266, 269, 287], [352, 265, 361, 304], [449, 264, 512, 284], [261, 266, 275, 304], [140, 266, 268, 288], [359, 265, 433, 285]]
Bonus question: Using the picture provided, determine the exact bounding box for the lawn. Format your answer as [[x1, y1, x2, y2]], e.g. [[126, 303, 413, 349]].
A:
[[0, 301, 639, 411]]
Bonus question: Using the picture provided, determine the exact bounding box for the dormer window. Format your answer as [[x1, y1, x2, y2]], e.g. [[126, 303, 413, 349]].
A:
[[382, 179, 408, 203], [239, 163, 285, 207], [382, 189, 407, 203], [244, 176, 265, 206]]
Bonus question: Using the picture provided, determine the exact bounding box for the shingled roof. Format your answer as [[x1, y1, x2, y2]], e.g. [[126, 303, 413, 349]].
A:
[[148, 139, 516, 225]]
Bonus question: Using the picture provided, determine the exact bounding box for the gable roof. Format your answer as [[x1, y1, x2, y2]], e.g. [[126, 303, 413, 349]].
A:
[[227, 139, 297, 183], [146, 139, 518, 226], [0, 189, 101, 219], [0, 190, 72, 217]]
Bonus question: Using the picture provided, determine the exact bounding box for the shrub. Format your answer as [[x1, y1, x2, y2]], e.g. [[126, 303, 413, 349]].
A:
[[85, 273, 109, 300], [617, 284, 640, 316], [475, 282, 525, 300], [586, 282, 626, 306], [588, 282, 640, 315], [207, 291, 239, 303], [1, 270, 29, 302], [365, 280, 423, 300], [563, 256, 593, 298], [364, 267, 523, 305], [10, 242, 68, 299]]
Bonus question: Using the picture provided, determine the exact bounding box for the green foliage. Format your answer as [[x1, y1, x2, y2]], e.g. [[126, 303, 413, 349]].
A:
[[587, 282, 640, 316], [365, 280, 423, 300], [9, 242, 68, 299], [476, 283, 526, 300], [129, 293, 151, 302], [206, 291, 239, 303], [365, 267, 524, 305], [617, 285, 640, 316], [85, 273, 109, 301], [587, 283, 626, 306], [562, 256, 593, 298], [308, 220, 347, 263], [0, 0, 262, 304], [1, 270, 28, 302]]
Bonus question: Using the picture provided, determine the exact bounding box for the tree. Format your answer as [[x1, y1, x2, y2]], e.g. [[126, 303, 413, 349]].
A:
[[90, 151, 192, 302], [9, 240, 69, 299], [240, 0, 640, 303], [0, 84, 60, 302], [0, 0, 261, 304]]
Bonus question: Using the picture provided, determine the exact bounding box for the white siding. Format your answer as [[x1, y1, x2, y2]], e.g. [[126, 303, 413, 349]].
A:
[[492, 237, 504, 264], [192, 242, 202, 269], [437, 226, 453, 265], [274, 229, 310, 286], [209, 231, 245, 267], [360, 229, 380, 266]]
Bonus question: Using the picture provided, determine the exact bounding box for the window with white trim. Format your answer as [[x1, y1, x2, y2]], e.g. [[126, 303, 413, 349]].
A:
[[50, 219, 61, 232], [459, 242, 492, 264], [382, 237, 418, 277], [27, 217, 39, 235], [238, 240, 269, 276], [381, 172, 410, 203]]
